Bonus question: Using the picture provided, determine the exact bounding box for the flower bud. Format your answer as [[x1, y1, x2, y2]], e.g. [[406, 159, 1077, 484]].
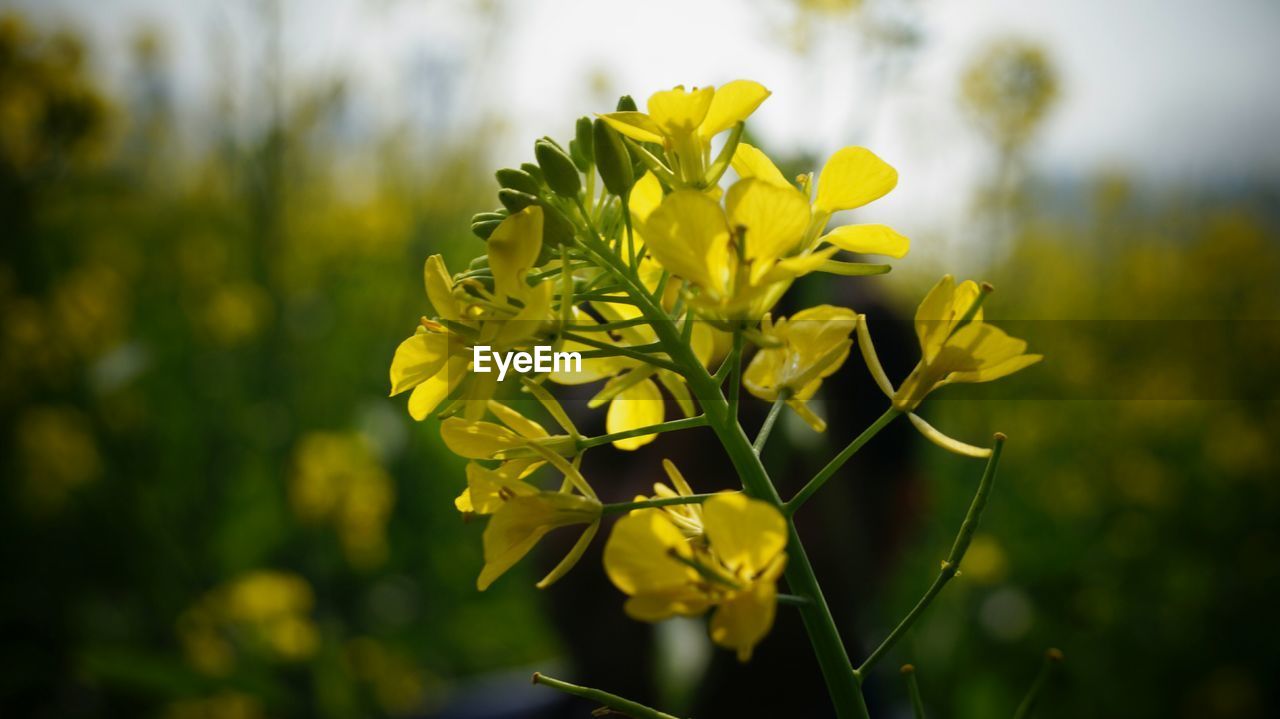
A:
[[570, 116, 593, 171], [520, 162, 545, 185], [495, 168, 540, 196], [471, 218, 503, 240], [498, 188, 538, 213], [471, 210, 507, 224], [593, 119, 634, 197], [534, 139, 581, 199], [616, 95, 637, 112]]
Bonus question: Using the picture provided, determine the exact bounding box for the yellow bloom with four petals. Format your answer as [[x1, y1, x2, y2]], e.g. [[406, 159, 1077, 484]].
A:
[[601, 81, 771, 186], [604, 491, 788, 661], [389, 208, 554, 420], [743, 304, 858, 431], [893, 275, 1042, 411]]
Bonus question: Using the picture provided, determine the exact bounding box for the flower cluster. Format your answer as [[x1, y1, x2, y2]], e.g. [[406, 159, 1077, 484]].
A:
[[387, 80, 1040, 667]]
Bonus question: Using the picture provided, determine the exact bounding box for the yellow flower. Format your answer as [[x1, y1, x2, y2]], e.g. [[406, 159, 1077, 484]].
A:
[[640, 178, 829, 319], [743, 305, 857, 431], [440, 400, 576, 472], [893, 275, 1042, 411], [601, 81, 771, 186], [290, 432, 394, 568], [603, 492, 788, 661], [390, 218, 555, 421], [469, 449, 602, 591], [733, 142, 908, 259]]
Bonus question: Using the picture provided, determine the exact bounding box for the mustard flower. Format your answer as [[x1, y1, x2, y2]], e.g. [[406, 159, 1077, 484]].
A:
[[604, 492, 788, 661], [389, 208, 554, 420], [743, 304, 858, 431], [464, 451, 602, 591], [733, 141, 909, 260], [893, 275, 1042, 411], [601, 81, 771, 185]]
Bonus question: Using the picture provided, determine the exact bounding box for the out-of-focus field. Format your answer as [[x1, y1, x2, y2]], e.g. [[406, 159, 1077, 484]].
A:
[[2, 6, 1278, 719]]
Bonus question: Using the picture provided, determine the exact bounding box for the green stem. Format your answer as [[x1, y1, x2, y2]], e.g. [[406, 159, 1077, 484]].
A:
[[601, 493, 717, 515], [560, 332, 681, 374], [531, 673, 682, 719], [855, 435, 1006, 678], [786, 407, 902, 516], [902, 665, 927, 719], [1013, 649, 1063, 719], [728, 329, 744, 419], [777, 593, 813, 607], [579, 415, 707, 450], [753, 395, 787, 455]]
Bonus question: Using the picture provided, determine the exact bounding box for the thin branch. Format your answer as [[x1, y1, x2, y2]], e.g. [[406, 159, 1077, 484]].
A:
[[753, 394, 788, 455], [786, 407, 902, 515], [1013, 649, 1064, 719], [854, 435, 1006, 678], [601, 493, 718, 515], [579, 415, 707, 450], [532, 673, 683, 719]]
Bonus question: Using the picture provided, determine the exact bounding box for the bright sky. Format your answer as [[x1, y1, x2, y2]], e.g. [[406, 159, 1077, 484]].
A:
[[12, 0, 1280, 234]]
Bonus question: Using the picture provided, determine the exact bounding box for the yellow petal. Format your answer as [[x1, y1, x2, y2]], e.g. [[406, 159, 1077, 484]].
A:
[[726, 178, 811, 262], [424, 254, 459, 321], [624, 588, 713, 622], [641, 190, 731, 294], [947, 351, 1043, 385], [607, 378, 664, 451], [814, 147, 898, 214], [731, 142, 790, 187], [493, 280, 553, 346], [702, 493, 787, 574], [710, 576, 779, 662], [478, 492, 599, 590], [463, 462, 537, 515], [487, 400, 549, 440], [647, 85, 714, 136], [754, 246, 838, 285], [389, 330, 449, 395], [628, 172, 664, 222], [914, 274, 957, 362], [407, 358, 464, 420], [487, 206, 544, 301], [603, 509, 696, 595], [938, 322, 1028, 374], [699, 80, 771, 137], [821, 224, 910, 258], [439, 417, 522, 458], [599, 111, 665, 144]]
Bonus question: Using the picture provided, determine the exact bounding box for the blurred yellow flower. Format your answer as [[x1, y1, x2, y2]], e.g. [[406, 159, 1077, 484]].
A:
[[604, 492, 787, 661], [743, 304, 857, 431], [177, 570, 320, 676], [893, 275, 1042, 411], [15, 405, 101, 511], [601, 81, 770, 185], [290, 432, 395, 568], [162, 692, 265, 719]]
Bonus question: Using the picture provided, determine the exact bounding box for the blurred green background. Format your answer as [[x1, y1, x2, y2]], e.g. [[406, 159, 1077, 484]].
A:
[[2, 1, 1278, 718]]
